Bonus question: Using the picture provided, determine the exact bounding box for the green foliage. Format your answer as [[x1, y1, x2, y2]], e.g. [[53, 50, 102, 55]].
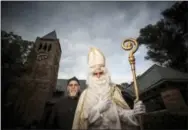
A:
[[120, 82, 129, 88], [2, 30, 35, 128], [2, 30, 34, 64], [137, 2, 188, 72], [162, 1, 188, 34], [2, 30, 34, 89]]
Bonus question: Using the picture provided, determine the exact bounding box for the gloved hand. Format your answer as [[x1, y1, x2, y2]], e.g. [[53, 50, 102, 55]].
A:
[[133, 100, 146, 115], [95, 98, 111, 113]]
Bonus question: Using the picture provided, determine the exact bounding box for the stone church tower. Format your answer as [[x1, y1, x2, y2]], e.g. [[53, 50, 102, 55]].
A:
[[26, 30, 62, 124], [33, 30, 61, 100], [6, 31, 61, 126]]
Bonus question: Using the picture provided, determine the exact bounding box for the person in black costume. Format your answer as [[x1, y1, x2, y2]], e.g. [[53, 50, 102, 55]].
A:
[[46, 77, 81, 130]]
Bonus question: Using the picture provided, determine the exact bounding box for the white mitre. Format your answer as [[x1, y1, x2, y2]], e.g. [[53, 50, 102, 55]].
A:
[[88, 47, 105, 68]]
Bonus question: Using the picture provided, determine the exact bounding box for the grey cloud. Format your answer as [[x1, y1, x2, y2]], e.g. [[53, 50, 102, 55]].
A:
[[2, 1, 175, 83]]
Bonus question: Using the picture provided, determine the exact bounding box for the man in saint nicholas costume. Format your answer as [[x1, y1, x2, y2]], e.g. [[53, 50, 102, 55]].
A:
[[72, 47, 146, 130]]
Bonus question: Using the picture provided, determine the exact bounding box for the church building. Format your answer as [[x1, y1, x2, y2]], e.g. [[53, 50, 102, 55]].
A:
[[5, 31, 62, 127]]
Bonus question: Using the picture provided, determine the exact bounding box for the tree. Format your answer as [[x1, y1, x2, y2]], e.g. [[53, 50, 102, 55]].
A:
[[2, 30, 34, 128], [137, 1, 188, 72], [162, 1, 188, 34], [2, 30, 34, 96], [2, 30, 34, 83], [121, 82, 130, 89]]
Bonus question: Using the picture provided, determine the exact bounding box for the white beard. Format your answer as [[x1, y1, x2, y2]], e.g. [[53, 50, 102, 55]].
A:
[[69, 91, 77, 97], [84, 67, 119, 127], [86, 67, 112, 96]]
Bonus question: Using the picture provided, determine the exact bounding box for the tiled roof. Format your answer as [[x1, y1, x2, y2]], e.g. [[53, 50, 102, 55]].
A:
[[127, 64, 188, 96]]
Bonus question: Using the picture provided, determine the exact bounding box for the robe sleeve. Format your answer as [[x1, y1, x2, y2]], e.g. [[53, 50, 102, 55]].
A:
[[117, 106, 139, 126], [46, 105, 57, 128], [72, 90, 88, 129]]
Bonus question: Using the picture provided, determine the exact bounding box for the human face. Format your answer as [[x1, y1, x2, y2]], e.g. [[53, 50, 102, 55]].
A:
[[67, 80, 80, 97], [87, 66, 111, 90], [92, 68, 104, 79], [91, 65, 105, 79]]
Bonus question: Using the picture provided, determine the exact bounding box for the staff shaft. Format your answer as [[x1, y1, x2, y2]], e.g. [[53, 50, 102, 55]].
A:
[[122, 39, 144, 130], [129, 56, 143, 130], [129, 57, 139, 102]]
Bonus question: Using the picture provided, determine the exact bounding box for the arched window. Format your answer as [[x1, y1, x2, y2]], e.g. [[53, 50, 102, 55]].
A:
[[38, 43, 42, 50], [48, 44, 52, 52], [43, 43, 47, 51]]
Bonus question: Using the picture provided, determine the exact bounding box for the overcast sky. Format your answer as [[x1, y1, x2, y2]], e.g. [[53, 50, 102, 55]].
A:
[[2, 1, 175, 84]]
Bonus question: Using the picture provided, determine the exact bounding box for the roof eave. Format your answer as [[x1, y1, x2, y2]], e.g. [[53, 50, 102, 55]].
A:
[[131, 78, 188, 97]]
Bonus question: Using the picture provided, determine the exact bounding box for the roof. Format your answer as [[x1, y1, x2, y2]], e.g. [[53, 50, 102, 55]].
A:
[[42, 30, 57, 40], [126, 64, 188, 96], [56, 79, 87, 96]]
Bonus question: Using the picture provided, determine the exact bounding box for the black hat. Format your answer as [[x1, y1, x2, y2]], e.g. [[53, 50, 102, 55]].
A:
[[67, 76, 80, 86]]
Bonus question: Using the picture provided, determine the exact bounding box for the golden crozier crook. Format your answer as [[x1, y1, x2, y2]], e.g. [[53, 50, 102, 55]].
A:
[[121, 38, 143, 130]]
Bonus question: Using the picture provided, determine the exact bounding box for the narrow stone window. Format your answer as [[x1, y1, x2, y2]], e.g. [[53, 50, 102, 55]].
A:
[[38, 43, 42, 50], [48, 44, 52, 52], [43, 43, 47, 51]]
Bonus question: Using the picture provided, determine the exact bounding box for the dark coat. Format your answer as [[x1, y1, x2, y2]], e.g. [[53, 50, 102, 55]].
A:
[[44, 96, 79, 130]]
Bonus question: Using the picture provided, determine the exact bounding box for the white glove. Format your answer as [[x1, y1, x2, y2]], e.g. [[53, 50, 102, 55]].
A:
[[118, 107, 139, 126], [95, 98, 111, 113], [133, 100, 146, 115], [87, 98, 111, 124]]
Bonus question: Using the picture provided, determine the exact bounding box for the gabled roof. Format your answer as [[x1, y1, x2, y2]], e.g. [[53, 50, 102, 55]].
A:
[[56, 79, 87, 96], [126, 64, 188, 96], [42, 30, 57, 40]]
